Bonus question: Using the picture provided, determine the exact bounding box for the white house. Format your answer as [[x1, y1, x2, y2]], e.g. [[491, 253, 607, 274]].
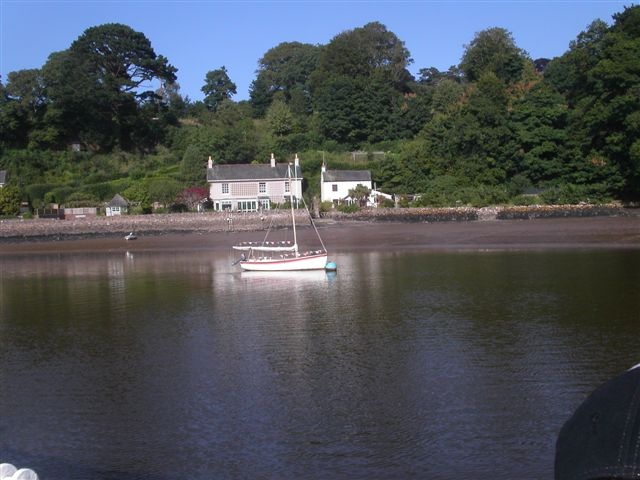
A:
[[0, 170, 6, 188], [106, 194, 129, 216], [320, 163, 373, 206], [207, 154, 303, 212]]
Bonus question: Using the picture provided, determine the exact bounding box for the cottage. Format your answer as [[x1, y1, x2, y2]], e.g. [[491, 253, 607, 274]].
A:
[[106, 194, 129, 216], [0, 170, 6, 188], [320, 163, 373, 206], [206, 154, 303, 212]]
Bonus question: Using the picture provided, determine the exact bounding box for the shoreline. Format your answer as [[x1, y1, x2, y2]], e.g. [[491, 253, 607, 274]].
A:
[[1, 215, 638, 255]]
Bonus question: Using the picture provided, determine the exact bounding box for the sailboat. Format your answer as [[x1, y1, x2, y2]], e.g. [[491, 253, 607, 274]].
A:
[[232, 159, 329, 271]]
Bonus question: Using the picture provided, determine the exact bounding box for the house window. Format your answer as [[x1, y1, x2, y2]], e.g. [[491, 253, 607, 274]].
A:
[[222, 183, 229, 194], [221, 201, 232, 210], [238, 201, 257, 212], [259, 182, 266, 193], [260, 199, 270, 210], [332, 184, 338, 192], [284, 181, 290, 192]]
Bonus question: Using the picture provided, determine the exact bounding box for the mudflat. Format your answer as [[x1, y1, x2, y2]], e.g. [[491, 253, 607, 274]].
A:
[[0, 216, 638, 254]]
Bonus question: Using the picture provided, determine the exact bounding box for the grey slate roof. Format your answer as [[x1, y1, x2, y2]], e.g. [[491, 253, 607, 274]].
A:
[[0, 170, 6, 185], [108, 193, 129, 207], [207, 164, 301, 182], [323, 170, 371, 183]]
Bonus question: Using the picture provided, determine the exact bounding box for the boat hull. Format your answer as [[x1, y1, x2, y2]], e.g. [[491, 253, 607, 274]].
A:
[[240, 253, 328, 271]]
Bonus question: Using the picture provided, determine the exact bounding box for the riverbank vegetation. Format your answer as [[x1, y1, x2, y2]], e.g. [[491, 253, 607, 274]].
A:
[[1, 6, 639, 216]]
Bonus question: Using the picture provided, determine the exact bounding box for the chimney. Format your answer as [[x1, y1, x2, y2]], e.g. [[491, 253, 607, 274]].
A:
[[294, 154, 299, 168], [207, 156, 213, 169], [321, 160, 326, 173], [270, 153, 275, 168]]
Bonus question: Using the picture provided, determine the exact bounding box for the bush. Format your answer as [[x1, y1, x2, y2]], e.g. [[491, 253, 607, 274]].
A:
[[319, 201, 333, 213], [511, 194, 541, 206], [45, 185, 75, 204], [377, 197, 395, 208], [337, 203, 359, 213], [540, 184, 601, 205], [25, 183, 56, 203], [65, 192, 100, 207], [0, 186, 22, 215]]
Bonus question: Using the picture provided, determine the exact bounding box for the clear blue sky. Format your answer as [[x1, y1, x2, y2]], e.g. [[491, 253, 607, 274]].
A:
[[0, 1, 631, 102]]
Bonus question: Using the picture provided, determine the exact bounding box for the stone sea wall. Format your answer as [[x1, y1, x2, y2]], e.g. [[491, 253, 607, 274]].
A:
[[0, 205, 632, 241], [321, 204, 629, 222], [0, 211, 308, 241]]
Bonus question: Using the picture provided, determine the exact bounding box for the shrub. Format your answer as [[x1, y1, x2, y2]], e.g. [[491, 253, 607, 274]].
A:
[[337, 203, 359, 213], [0, 186, 22, 215], [319, 201, 333, 213]]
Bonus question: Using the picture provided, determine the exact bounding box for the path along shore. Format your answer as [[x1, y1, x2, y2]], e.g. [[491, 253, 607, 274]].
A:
[[0, 206, 638, 254]]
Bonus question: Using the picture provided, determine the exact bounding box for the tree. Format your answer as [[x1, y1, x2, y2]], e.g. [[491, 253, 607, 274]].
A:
[[460, 27, 530, 84], [510, 82, 570, 184], [312, 22, 413, 90], [70, 23, 176, 95], [348, 184, 371, 207], [42, 23, 177, 150], [0, 186, 22, 216], [250, 42, 320, 116], [266, 100, 294, 137], [147, 177, 182, 207], [175, 186, 210, 210], [544, 20, 609, 104], [202, 66, 237, 112], [544, 6, 640, 198], [181, 144, 206, 183], [310, 22, 414, 147]]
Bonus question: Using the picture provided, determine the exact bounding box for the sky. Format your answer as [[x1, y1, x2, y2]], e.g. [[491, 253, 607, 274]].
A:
[[0, 0, 632, 102]]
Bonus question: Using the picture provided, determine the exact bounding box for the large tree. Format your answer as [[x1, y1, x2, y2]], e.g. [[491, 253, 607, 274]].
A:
[[42, 23, 177, 151], [249, 42, 320, 116], [544, 6, 640, 198], [311, 22, 413, 89], [311, 22, 413, 146], [202, 66, 237, 112], [460, 27, 530, 84]]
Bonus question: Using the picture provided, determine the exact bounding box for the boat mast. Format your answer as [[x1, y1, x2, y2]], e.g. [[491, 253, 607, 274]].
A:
[[289, 162, 298, 256]]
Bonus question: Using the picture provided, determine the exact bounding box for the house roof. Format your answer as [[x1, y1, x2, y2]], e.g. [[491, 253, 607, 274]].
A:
[[108, 193, 129, 207], [207, 163, 301, 182], [323, 169, 372, 183], [0, 170, 6, 185]]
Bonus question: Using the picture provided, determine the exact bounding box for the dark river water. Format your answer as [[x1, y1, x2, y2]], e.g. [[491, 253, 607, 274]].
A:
[[1, 248, 639, 479]]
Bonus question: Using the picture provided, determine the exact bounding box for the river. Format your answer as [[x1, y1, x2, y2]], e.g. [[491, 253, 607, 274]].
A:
[[1, 248, 639, 479]]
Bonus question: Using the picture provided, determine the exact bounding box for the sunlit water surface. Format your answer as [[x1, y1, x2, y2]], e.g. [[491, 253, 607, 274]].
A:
[[1, 249, 639, 479]]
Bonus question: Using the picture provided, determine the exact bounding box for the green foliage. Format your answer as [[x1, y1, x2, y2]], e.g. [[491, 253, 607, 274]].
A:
[[202, 67, 237, 112], [181, 144, 205, 183], [337, 203, 359, 213], [250, 42, 320, 117], [460, 27, 530, 84], [348, 184, 371, 206], [413, 178, 509, 208], [0, 186, 22, 215], [65, 191, 100, 207], [147, 177, 182, 206], [319, 201, 333, 213], [3, 10, 640, 203]]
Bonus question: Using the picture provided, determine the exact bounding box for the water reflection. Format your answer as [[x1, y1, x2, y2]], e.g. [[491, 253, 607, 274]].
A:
[[0, 249, 638, 479]]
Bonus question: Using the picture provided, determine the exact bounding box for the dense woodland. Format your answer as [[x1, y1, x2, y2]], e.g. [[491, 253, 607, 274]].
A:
[[1, 5, 639, 215]]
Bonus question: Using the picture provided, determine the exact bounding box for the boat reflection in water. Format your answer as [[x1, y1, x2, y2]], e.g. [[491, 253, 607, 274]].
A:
[[239, 268, 336, 285]]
